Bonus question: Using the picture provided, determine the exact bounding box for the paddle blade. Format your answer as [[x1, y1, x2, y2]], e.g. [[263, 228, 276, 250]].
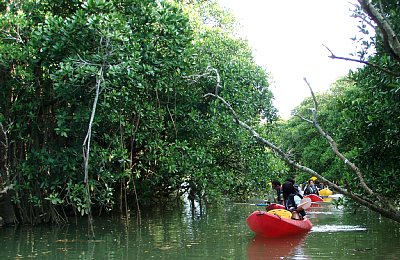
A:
[[297, 197, 312, 210]]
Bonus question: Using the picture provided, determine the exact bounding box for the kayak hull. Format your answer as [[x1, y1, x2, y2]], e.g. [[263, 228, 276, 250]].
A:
[[304, 194, 323, 202], [246, 210, 312, 237]]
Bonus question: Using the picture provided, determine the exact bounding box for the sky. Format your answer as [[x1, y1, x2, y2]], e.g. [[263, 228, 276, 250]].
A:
[[217, 0, 363, 119]]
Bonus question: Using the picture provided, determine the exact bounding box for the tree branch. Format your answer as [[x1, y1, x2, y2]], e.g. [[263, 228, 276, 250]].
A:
[[323, 44, 400, 76], [185, 66, 222, 95], [83, 66, 103, 185], [202, 69, 400, 223], [358, 0, 400, 63], [297, 78, 396, 212], [0, 122, 10, 184]]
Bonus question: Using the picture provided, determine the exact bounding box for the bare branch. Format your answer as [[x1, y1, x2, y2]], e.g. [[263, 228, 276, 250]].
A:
[[294, 114, 313, 124], [0, 122, 10, 184], [81, 65, 103, 239], [83, 66, 103, 184], [206, 89, 400, 219], [303, 78, 318, 112], [185, 67, 222, 95], [323, 44, 400, 76], [297, 79, 396, 212], [204, 71, 340, 190], [202, 68, 400, 222]]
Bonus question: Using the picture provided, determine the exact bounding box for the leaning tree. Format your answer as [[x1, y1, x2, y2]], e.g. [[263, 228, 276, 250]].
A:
[[203, 0, 400, 223]]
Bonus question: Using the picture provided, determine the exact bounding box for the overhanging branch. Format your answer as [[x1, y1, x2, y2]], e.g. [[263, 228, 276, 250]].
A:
[[323, 44, 400, 77], [201, 68, 400, 223], [296, 78, 396, 212]]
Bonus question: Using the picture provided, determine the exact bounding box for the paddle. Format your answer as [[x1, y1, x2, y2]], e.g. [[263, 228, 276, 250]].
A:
[[248, 199, 271, 207], [233, 202, 270, 206], [297, 197, 312, 211]]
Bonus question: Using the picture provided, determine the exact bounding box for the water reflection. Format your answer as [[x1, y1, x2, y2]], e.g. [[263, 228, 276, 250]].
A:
[[247, 233, 308, 259], [0, 201, 399, 259]]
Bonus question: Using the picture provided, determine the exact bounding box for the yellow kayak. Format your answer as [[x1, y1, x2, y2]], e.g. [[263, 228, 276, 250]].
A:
[[319, 188, 333, 196]]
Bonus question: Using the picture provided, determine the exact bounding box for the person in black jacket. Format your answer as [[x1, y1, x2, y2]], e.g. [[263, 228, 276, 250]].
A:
[[282, 181, 305, 220], [303, 179, 319, 195]]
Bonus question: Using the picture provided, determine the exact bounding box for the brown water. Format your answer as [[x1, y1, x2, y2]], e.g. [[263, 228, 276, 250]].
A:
[[0, 200, 399, 259]]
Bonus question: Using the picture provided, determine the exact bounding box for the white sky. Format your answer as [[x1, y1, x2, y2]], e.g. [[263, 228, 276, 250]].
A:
[[217, 0, 363, 119]]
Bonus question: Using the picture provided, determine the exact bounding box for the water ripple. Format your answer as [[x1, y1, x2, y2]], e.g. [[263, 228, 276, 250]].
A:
[[312, 225, 367, 232]]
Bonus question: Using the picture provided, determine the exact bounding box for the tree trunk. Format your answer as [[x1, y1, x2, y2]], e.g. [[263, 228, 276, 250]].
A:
[[0, 190, 17, 225]]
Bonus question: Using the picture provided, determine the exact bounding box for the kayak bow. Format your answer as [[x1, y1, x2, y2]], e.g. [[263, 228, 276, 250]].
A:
[[304, 194, 323, 202]]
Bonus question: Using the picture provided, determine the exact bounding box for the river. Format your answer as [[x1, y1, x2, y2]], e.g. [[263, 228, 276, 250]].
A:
[[0, 199, 399, 259]]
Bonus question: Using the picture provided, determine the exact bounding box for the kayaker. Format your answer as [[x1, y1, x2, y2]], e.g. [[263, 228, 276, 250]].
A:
[[315, 180, 324, 190], [285, 177, 302, 196], [282, 181, 306, 220], [282, 179, 294, 203], [271, 180, 283, 205], [303, 179, 319, 196]]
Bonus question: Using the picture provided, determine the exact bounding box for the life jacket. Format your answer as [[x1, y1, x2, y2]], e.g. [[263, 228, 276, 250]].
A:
[[285, 193, 306, 217], [304, 184, 318, 195], [285, 193, 302, 209]]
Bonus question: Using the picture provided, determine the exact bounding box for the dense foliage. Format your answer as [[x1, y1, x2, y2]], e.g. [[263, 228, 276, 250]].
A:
[[0, 0, 281, 224], [4, 0, 400, 225]]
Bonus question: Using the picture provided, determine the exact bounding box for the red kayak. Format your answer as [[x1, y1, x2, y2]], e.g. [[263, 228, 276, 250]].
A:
[[266, 203, 285, 211], [247, 210, 312, 237], [304, 194, 323, 202]]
